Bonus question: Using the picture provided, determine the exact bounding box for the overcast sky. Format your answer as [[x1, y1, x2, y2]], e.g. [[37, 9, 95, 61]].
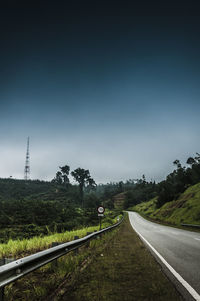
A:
[[1, 1, 200, 183]]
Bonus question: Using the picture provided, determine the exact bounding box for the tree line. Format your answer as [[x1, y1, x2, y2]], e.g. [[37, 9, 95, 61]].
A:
[[124, 153, 200, 209], [157, 153, 200, 207]]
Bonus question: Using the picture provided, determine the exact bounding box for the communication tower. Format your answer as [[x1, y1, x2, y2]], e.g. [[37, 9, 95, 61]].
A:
[[24, 137, 30, 180]]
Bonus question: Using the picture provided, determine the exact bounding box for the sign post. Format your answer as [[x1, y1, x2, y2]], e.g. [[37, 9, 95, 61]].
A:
[[97, 206, 105, 230]]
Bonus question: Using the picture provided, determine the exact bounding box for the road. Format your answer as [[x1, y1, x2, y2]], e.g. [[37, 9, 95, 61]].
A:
[[128, 212, 200, 300]]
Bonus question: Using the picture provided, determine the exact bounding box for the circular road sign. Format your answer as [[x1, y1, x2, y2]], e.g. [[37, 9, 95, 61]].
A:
[[97, 206, 105, 214]]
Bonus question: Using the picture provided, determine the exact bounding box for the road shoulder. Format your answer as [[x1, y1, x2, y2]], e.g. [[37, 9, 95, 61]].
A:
[[59, 215, 182, 301]]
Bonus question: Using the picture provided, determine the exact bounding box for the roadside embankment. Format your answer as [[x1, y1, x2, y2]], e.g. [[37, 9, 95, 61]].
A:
[[129, 182, 200, 229], [59, 215, 182, 301]]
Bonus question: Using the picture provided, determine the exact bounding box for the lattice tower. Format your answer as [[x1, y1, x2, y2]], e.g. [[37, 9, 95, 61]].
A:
[[24, 137, 30, 180]]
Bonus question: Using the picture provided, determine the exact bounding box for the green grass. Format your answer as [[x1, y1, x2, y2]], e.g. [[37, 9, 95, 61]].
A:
[[58, 216, 181, 301], [129, 197, 157, 216], [4, 222, 121, 301], [0, 214, 121, 258], [4, 215, 182, 301], [129, 182, 200, 226]]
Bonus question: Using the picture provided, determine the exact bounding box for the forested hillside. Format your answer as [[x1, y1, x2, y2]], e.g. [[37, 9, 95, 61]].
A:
[[1, 152, 200, 242], [130, 182, 200, 226], [126, 153, 200, 226], [0, 177, 98, 242], [124, 153, 200, 211], [0, 173, 126, 242]]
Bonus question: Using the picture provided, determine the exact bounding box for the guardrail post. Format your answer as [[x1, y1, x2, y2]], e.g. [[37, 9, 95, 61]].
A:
[[74, 236, 79, 255], [51, 242, 59, 268], [86, 232, 92, 247], [0, 259, 5, 301]]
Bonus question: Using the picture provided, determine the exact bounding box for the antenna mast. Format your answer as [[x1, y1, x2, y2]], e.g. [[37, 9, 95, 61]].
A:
[[24, 137, 30, 180]]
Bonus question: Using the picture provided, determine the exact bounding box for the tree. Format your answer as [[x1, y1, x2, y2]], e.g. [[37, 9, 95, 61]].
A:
[[53, 165, 70, 186], [59, 165, 70, 186], [87, 177, 97, 190], [186, 154, 200, 184], [55, 171, 63, 185], [186, 157, 196, 166], [71, 168, 96, 207], [142, 174, 146, 183], [117, 181, 124, 193], [173, 159, 182, 169]]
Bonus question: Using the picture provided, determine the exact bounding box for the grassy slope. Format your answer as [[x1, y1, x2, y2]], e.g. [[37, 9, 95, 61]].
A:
[[0, 212, 122, 258], [5, 228, 120, 301], [130, 182, 200, 226], [59, 216, 181, 301], [5, 216, 182, 301]]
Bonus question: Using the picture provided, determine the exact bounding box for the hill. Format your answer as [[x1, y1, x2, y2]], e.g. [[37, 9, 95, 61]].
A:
[[130, 182, 200, 226], [113, 192, 126, 209], [0, 178, 122, 243], [0, 178, 93, 242], [0, 178, 80, 202]]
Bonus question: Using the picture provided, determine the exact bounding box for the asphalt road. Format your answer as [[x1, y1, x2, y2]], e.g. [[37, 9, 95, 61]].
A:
[[128, 212, 200, 300]]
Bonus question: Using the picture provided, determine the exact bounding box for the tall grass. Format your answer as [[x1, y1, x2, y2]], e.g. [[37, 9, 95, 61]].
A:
[[0, 217, 120, 258], [4, 221, 121, 301]]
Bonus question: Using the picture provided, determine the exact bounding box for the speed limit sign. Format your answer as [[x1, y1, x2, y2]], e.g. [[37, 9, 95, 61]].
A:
[[97, 206, 105, 215], [97, 206, 105, 230]]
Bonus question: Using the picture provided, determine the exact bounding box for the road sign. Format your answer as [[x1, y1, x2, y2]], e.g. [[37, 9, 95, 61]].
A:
[[97, 206, 105, 214], [97, 206, 105, 230]]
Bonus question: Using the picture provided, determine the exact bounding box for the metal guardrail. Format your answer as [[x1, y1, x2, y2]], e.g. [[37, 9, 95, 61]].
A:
[[181, 223, 200, 229], [0, 217, 123, 294]]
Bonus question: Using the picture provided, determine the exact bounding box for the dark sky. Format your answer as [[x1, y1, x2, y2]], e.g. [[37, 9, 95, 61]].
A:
[[1, 1, 200, 182]]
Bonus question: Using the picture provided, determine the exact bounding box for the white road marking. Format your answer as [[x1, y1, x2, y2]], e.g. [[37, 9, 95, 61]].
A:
[[129, 214, 200, 301], [194, 238, 200, 241]]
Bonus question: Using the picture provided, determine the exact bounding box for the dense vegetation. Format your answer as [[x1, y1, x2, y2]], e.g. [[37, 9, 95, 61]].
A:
[[0, 178, 97, 242], [0, 165, 126, 242], [0, 212, 121, 258], [123, 153, 200, 210], [157, 153, 200, 207], [1, 152, 200, 243], [130, 182, 200, 226], [4, 223, 121, 301]]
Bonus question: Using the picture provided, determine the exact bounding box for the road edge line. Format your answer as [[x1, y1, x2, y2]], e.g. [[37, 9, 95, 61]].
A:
[[129, 214, 200, 301]]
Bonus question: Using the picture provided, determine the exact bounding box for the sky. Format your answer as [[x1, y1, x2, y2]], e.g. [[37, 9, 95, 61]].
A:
[[1, 1, 200, 183]]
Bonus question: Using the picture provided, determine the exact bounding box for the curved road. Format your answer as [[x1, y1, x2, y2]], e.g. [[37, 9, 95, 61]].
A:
[[128, 212, 200, 300]]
